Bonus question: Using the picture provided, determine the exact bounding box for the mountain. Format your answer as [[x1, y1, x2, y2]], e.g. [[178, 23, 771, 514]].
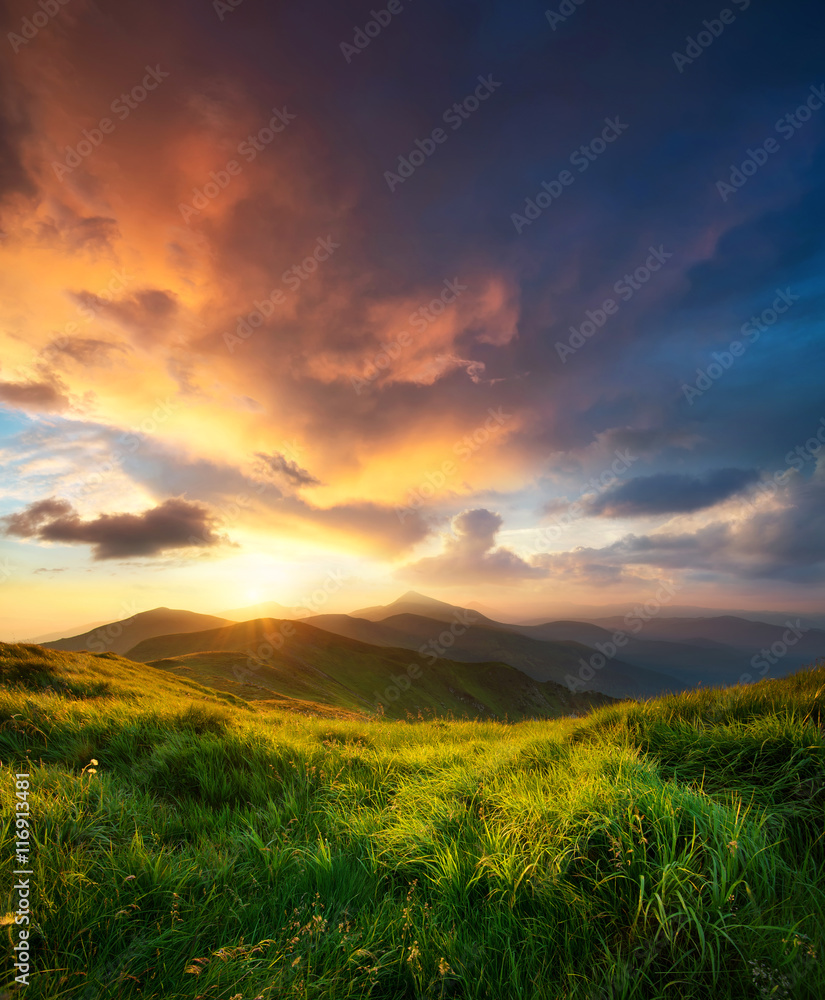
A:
[[586, 614, 825, 665], [307, 595, 824, 694], [297, 614, 411, 648], [351, 591, 507, 628], [220, 601, 298, 622], [42, 608, 232, 656], [517, 603, 825, 630], [26, 620, 110, 644], [504, 621, 752, 688], [300, 610, 681, 698], [121, 618, 613, 720]]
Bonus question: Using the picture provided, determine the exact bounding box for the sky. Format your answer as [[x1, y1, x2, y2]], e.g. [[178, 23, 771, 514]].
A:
[[1, 0, 824, 639]]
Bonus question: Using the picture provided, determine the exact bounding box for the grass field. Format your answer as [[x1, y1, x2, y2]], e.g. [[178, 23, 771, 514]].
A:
[[1, 642, 824, 999]]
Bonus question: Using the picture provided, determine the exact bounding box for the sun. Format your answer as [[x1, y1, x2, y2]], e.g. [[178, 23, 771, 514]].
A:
[[245, 588, 262, 603]]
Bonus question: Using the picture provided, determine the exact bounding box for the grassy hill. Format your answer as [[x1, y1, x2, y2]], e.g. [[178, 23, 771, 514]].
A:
[[125, 618, 608, 720], [1, 642, 823, 999], [303, 611, 681, 698], [42, 607, 231, 656], [344, 594, 825, 692]]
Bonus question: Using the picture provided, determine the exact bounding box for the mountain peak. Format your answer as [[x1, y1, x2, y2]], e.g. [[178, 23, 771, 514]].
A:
[[393, 590, 450, 606]]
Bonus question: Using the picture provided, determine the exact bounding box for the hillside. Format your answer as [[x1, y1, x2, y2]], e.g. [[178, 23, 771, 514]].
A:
[[588, 613, 825, 662], [339, 594, 825, 693], [42, 607, 231, 656], [302, 610, 681, 698], [25, 619, 110, 644], [349, 589, 502, 625], [125, 618, 611, 720], [0, 642, 823, 999]]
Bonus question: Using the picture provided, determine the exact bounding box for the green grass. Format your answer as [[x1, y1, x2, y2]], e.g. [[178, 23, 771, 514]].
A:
[[1, 642, 824, 999]]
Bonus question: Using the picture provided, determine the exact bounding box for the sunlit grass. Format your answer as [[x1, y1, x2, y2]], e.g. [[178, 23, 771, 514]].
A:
[[1, 643, 823, 998]]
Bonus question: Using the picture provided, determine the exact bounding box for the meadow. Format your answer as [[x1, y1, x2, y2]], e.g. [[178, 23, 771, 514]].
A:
[[1, 642, 823, 999]]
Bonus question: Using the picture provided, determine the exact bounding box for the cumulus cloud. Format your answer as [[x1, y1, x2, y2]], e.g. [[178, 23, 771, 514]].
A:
[[255, 451, 321, 488], [585, 468, 760, 517], [536, 468, 825, 585], [99, 436, 429, 556], [44, 337, 128, 369], [0, 71, 35, 204], [3, 496, 226, 560], [68, 288, 178, 344], [403, 508, 544, 584], [35, 213, 119, 255], [0, 379, 70, 413], [1, 0, 823, 605]]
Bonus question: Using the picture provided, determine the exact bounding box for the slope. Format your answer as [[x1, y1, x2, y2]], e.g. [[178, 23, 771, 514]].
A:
[[510, 620, 758, 687], [301, 611, 681, 698], [125, 618, 614, 719], [588, 614, 825, 665], [1, 642, 823, 1000], [43, 607, 232, 656]]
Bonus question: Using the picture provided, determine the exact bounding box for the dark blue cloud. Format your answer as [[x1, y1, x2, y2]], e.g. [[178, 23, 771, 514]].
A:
[[587, 468, 760, 517]]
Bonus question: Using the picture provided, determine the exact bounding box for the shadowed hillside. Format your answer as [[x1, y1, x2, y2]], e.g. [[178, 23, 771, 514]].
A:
[[301, 610, 682, 698], [124, 619, 612, 720]]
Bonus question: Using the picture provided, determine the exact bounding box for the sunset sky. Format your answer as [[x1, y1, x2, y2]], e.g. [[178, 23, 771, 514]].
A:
[[1, 0, 824, 639]]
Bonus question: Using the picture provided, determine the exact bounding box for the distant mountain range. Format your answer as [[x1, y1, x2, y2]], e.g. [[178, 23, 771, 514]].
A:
[[42, 608, 231, 656], [124, 618, 611, 720], [31, 591, 824, 713], [27, 620, 110, 644], [301, 610, 676, 698]]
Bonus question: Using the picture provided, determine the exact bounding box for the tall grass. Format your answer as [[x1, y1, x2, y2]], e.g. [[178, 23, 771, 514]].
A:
[[1, 643, 823, 998]]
